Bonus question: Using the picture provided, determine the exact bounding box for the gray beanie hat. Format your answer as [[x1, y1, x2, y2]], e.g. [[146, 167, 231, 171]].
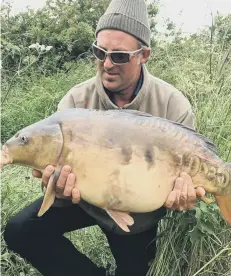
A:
[[96, 0, 151, 47]]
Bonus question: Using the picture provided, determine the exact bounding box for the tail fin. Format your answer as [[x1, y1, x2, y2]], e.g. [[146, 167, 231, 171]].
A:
[[225, 162, 231, 193], [215, 195, 231, 226], [215, 163, 231, 226]]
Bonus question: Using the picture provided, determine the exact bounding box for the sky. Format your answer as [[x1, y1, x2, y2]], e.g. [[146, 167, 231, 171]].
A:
[[156, 0, 231, 35], [2, 0, 231, 35]]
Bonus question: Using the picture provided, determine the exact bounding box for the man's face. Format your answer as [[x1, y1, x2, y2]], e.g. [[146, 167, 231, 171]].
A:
[[96, 30, 150, 93]]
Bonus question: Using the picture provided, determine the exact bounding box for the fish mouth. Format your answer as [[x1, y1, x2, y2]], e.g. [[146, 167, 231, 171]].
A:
[[0, 145, 13, 168]]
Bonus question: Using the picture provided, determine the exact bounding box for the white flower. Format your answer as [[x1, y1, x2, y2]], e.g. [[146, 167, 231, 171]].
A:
[[29, 43, 53, 53], [29, 42, 40, 50], [46, 46, 53, 51], [40, 45, 46, 51]]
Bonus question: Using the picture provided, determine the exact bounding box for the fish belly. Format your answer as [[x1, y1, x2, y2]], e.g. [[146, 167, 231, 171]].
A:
[[65, 144, 179, 212]]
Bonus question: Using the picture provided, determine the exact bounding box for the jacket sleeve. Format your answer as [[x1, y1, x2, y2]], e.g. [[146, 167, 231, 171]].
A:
[[167, 91, 196, 130], [176, 109, 196, 129], [57, 91, 75, 111]]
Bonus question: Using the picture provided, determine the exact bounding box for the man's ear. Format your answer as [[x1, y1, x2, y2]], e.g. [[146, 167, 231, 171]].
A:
[[140, 47, 151, 64]]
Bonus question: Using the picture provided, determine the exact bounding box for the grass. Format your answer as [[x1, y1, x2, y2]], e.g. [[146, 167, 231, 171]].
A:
[[1, 61, 97, 143], [1, 35, 231, 275], [1, 166, 116, 276]]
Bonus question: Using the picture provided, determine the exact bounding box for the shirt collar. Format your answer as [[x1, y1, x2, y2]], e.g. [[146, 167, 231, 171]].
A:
[[133, 67, 143, 97]]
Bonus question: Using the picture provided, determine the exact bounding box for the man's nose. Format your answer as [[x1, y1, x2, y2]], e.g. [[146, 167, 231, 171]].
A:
[[103, 55, 114, 70]]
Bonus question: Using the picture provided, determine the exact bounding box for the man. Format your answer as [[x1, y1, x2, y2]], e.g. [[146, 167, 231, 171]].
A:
[[4, 1, 205, 275]]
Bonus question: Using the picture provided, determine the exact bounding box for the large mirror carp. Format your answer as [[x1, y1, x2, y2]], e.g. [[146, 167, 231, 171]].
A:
[[1, 108, 231, 232]]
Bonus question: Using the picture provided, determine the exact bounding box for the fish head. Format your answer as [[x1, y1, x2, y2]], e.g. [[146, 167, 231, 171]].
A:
[[1, 122, 63, 170]]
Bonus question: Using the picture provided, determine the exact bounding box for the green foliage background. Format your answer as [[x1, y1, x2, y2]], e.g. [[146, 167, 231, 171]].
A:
[[1, 1, 231, 275]]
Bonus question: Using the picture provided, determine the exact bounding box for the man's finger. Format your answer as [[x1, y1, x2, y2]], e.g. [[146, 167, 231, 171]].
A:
[[174, 177, 184, 207], [195, 186, 206, 198], [181, 172, 196, 209], [72, 187, 81, 204], [178, 184, 187, 210], [32, 169, 42, 178], [164, 190, 177, 209], [63, 173, 76, 197], [179, 177, 187, 208], [42, 165, 55, 186], [187, 184, 196, 209], [56, 165, 71, 193]]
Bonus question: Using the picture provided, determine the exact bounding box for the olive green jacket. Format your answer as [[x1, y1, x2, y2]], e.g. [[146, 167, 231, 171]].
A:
[[55, 65, 194, 235]]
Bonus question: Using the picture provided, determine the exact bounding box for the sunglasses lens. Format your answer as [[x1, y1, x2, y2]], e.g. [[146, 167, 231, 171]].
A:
[[111, 53, 129, 64], [92, 46, 106, 61]]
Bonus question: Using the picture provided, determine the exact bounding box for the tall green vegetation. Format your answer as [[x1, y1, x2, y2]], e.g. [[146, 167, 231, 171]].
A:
[[1, 0, 109, 75], [1, 1, 231, 275], [1, 0, 159, 79], [147, 16, 231, 275]]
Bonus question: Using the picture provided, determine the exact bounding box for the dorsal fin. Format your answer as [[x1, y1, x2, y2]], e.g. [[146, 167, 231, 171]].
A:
[[109, 109, 218, 155], [169, 120, 218, 155]]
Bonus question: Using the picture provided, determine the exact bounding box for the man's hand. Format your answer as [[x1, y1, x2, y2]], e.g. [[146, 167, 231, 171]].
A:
[[32, 165, 81, 204], [164, 172, 206, 211]]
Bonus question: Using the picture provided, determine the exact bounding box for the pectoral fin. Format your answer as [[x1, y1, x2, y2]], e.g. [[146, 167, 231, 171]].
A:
[[105, 209, 134, 232], [38, 168, 61, 217], [215, 195, 231, 226]]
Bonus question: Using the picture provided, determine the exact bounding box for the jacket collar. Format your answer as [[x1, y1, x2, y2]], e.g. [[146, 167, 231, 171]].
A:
[[96, 65, 149, 110]]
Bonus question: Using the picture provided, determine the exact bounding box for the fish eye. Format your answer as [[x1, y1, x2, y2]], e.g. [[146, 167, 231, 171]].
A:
[[20, 136, 28, 144]]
